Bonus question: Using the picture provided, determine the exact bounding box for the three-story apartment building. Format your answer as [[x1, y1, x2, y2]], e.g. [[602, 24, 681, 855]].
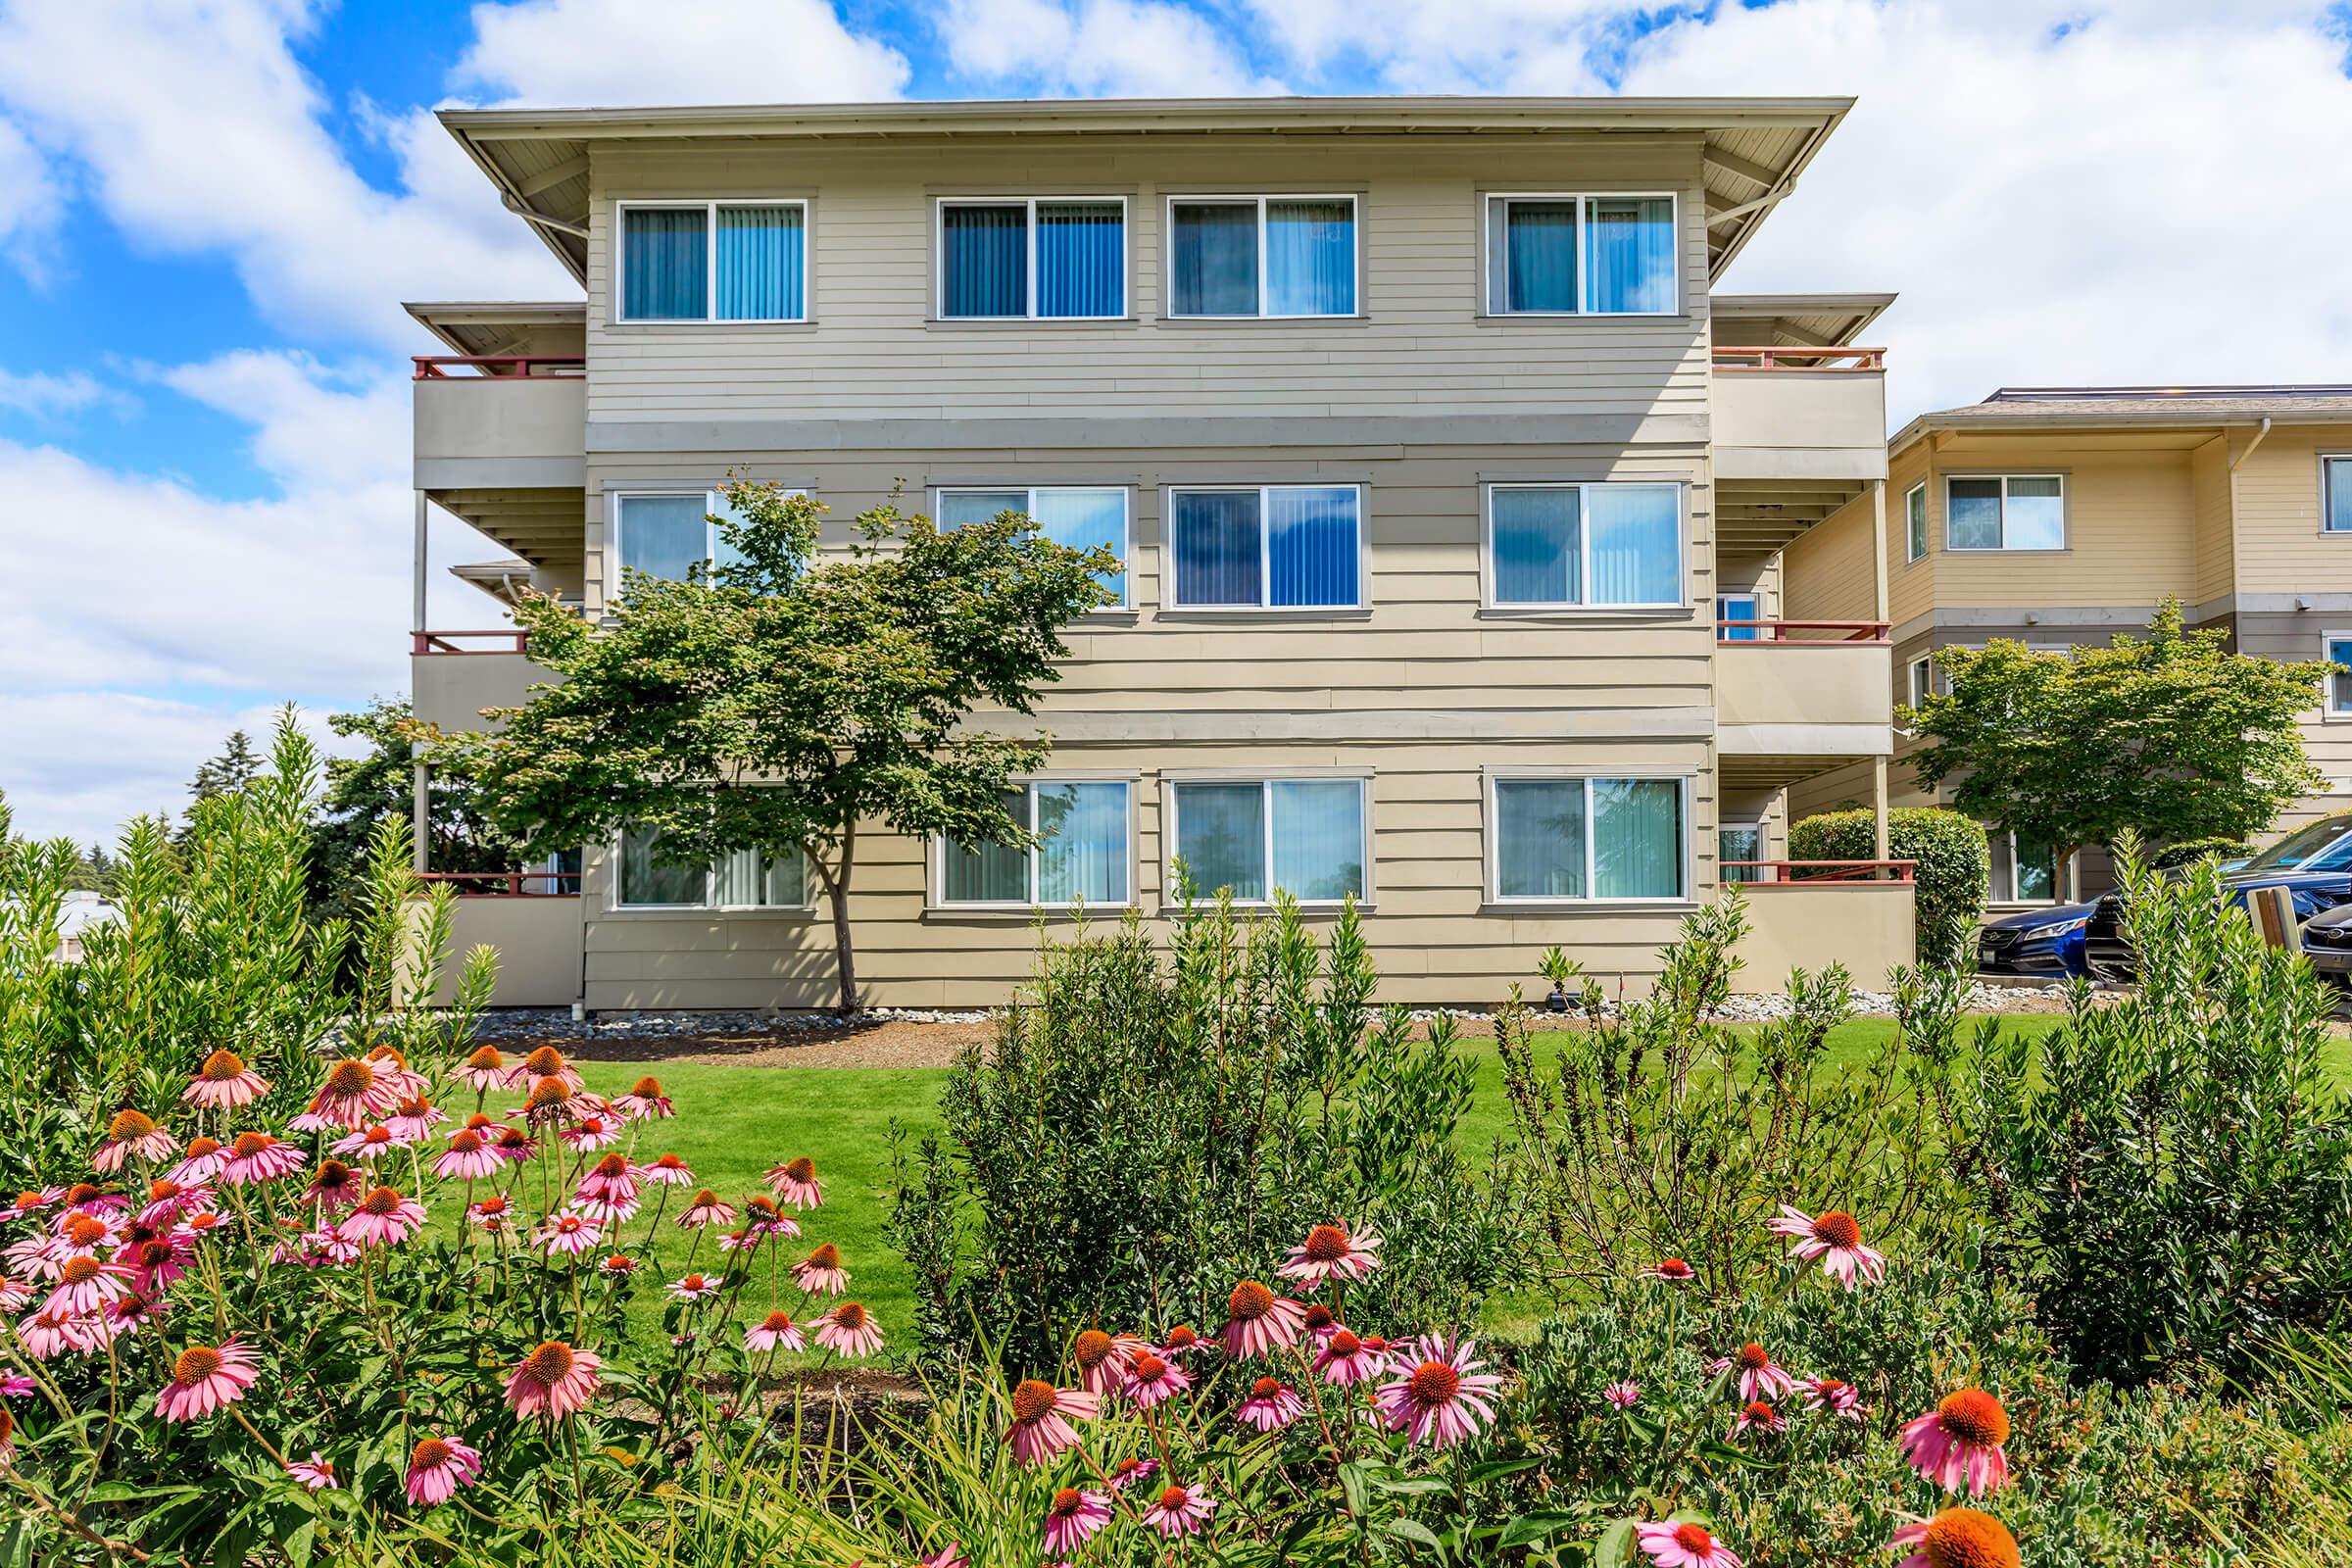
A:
[[406, 96, 1909, 1010], [1786, 384, 2352, 908]]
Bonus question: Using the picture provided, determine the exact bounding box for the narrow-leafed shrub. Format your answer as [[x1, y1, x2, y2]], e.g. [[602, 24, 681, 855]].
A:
[[1789, 807, 1989, 967]]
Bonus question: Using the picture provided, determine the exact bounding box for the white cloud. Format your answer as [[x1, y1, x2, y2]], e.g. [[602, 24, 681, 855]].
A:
[[0, 116, 65, 279], [151, 350, 407, 490], [0, 367, 109, 418], [451, 0, 911, 105], [937, 0, 1286, 96]]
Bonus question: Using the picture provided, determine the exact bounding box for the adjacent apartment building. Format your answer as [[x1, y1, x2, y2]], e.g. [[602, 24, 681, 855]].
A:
[[405, 96, 1911, 1011], [1786, 384, 2352, 908]]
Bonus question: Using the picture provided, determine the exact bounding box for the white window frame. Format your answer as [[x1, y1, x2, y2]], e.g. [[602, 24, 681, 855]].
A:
[[2324, 454, 2352, 534], [1162, 771, 1374, 908], [1162, 194, 1361, 320], [1484, 770, 1694, 906], [1481, 481, 1687, 611], [1943, 473, 2067, 553], [1987, 828, 2068, 906], [610, 833, 812, 914], [2322, 630, 2352, 718], [608, 486, 808, 585], [1165, 483, 1367, 611], [933, 196, 1129, 321], [1482, 192, 1682, 318], [1718, 816, 1767, 885], [1907, 655, 1938, 710], [613, 199, 809, 324], [931, 775, 1139, 910], [1905, 481, 1928, 563], [934, 486, 1132, 608]]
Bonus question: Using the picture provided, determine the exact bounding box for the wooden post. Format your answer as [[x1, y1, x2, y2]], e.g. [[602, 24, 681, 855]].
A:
[[412, 763, 430, 874]]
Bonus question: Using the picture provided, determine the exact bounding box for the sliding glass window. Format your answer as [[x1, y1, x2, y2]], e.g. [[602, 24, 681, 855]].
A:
[[613, 489, 802, 585], [1486, 194, 1677, 316], [1168, 196, 1356, 318], [616, 827, 808, 910], [1493, 776, 1687, 902], [1488, 483, 1682, 608], [936, 487, 1130, 605], [1169, 485, 1362, 610], [1944, 475, 2064, 552], [1171, 778, 1367, 905], [938, 199, 1126, 319], [939, 781, 1132, 906], [618, 202, 807, 321]]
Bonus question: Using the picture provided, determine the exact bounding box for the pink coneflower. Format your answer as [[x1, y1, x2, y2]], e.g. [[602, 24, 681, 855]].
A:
[[598, 1253, 636, 1278], [1605, 1381, 1641, 1409], [156, 1340, 260, 1422], [746, 1309, 806, 1353], [575, 1152, 642, 1205], [139, 1178, 209, 1228], [1106, 1455, 1158, 1492], [365, 1045, 429, 1102], [1157, 1324, 1205, 1359], [1005, 1378, 1098, 1465], [431, 1129, 504, 1182], [1140, 1480, 1216, 1538], [0, 1189, 62, 1223], [306, 1059, 392, 1131], [641, 1152, 694, 1187], [1889, 1508, 2020, 1568], [491, 1126, 536, 1163], [1708, 1344, 1797, 1403], [0, 1277, 30, 1313], [1221, 1280, 1306, 1359], [468, 1195, 514, 1231], [0, 1374, 32, 1396], [743, 1195, 799, 1239], [612, 1075, 674, 1120], [561, 1115, 622, 1152], [1279, 1222, 1383, 1287], [1729, 1398, 1787, 1439], [220, 1132, 305, 1186], [1042, 1488, 1113, 1555], [765, 1155, 823, 1209], [51, 1210, 118, 1261], [456, 1045, 509, 1093], [44, 1255, 132, 1317], [667, 1272, 722, 1303], [815, 1300, 882, 1357], [93, 1110, 177, 1172], [1298, 1302, 1342, 1344], [286, 1452, 337, 1491], [677, 1190, 736, 1229], [62, 1183, 126, 1217], [1237, 1376, 1306, 1433], [184, 1049, 270, 1110], [17, 1308, 79, 1360], [1123, 1349, 1192, 1408], [1639, 1257, 1698, 1285], [386, 1096, 447, 1146], [404, 1435, 483, 1507], [1900, 1390, 2012, 1497], [916, 1546, 965, 1568], [125, 1235, 192, 1293], [1768, 1204, 1887, 1290], [1799, 1375, 1866, 1421], [300, 1159, 366, 1213], [1313, 1328, 1391, 1387], [514, 1044, 582, 1092], [716, 1227, 761, 1254], [793, 1242, 849, 1296], [1636, 1520, 1743, 1568], [341, 1187, 425, 1248], [106, 1292, 167, 1337], [506, 1341, 602, 1419], [294, 1226, 363, 1267], [1376, 1337, 1505, 1448], [331, 1124, 399, 1161], [538, 1214, 602, 1257], [178, 1211, 227, 1244]]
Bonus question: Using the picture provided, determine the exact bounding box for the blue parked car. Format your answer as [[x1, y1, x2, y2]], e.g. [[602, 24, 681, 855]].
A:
[[2084, 812, 2352, 979], [1977, 903, 2094, 979]]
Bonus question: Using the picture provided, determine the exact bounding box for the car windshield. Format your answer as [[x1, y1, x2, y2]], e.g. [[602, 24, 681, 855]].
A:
[[2242, 818, 2352, 872]]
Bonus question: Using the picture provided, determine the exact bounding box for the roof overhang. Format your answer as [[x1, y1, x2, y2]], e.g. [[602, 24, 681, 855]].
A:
[[441, 94, 1854, 286], [1890, 387, 2352, 461], [405, 300, 587, 357], [1712, 291, 1894, 348]]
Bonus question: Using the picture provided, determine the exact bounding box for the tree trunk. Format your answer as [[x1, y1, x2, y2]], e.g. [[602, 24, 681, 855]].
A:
[[826, 821, 859, 1016]]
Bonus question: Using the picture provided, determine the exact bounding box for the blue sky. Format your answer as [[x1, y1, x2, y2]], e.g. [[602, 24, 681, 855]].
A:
[[3, 0, 2351, 846]]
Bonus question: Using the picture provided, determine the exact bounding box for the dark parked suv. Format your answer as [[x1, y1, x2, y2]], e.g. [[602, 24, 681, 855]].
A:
[[2083, 812, 2352, 980]]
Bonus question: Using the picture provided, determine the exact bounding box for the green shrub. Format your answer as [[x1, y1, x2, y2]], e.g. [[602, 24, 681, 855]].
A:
[[2148, 833, 2257, 870], [1789, 807, 1988, 967]]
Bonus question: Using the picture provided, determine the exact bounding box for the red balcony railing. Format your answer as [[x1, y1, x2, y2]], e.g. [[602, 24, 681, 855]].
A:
[[1717, 619, 1889, 644], [415, 870, 579, 898], [1724, 859, 1916, 886], [412, 355, 586, 379], [414, 629, 528, 656], [1712, 346, 1886, 372]]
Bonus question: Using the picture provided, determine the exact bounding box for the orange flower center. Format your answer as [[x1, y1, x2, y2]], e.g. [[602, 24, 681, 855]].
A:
[[360, 1127, 392, 1146], [368, 1046, 407, 1068], [63, 1215, 107, 1246], [1815, 1379, 1848, 1398], [1157, 1486, 1189, 1512], [396, 1097, 432, 1119], [526, 1080, 569, 1111], [230, 1133, 271, 1158], [107, 1109, 156, 1142], [185, 1139, 221, 1159], [1811, 1210, 1862, 1250], [1408, 1361, 1460, 1404], [630, 1076, 663, 1099], [588, 1153, 625, 1179], [1132, 1352, 1168, 1381], [1327, 1329, 1361, 1356], [522, 1046, 566, 1075], [358, 1187, 402, 1217], [1936, 1389, 2011, 1447], [1227, 1280, 1274, 1321], [690, 1189, 720, 1209], [761, 1310, 794, 1332], [322, 1060, 373, 1098], [782, 1156, 816, 1182], [605, 1254, 632, 1270], [1250, 1376, 1283, 1398], [1073, 1329, 1112, 1367], [138, 1241, 173, 1267], [65, 1183, 103, 1205], [1673, 1524, 1715, 1554], [495, 1129, 530, 1150], [172, 1346, 222, 1384], [1051, 1488, 1084, 1516], [1922, 1507, 2021, 1568], [59, 1256, 101, 1284], [832, 1301, 868, 1330], [1302, 1223, 1349, 1262], [654, 1154, 684, 1169], [448, 1131, 484, 1153], [1301, 1303, 1336, 1331], [746, 1197, 778, 1219], [477, 1197, 509, 1215], [680, 1273, 708, 1290], [199, 1050, 246, 1081], [466, 1046, 505, 1071], [149, 1180, 180, 1202], [1657, 1257, 1691, 1277], [1165, 1325, 1198, 1349], [806, 1243, 840, 1269], [1737, 1343, 1771, 1370], [1010, 1379, 1058, 1424], [412, 1437, 454, 1469], [521, 1341, 575, 1385], [1742, 1399, 1777, 1424], [12, 1190, 38, 1208]]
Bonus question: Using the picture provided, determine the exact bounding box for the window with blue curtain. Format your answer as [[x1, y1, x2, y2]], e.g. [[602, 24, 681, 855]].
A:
[[1491, 486, 1581, 604], [1585, 197, 1676, 314], [1035, 781, 1130, 904], [715, 204, 805, 320], [1586, 485, 1681, 605], [1265, 199, 1355, 316], [1266, 486, 1360, 607], [1172, 782, 1266, 901], [617, 494, 710, 583], [1718, 594, 1760, 642], [2328, 459, 2352, 533], [1267, 779, 1364, 900], [941, 204, 1027, 318], [1169, 202, 1258, 317], [1032, 489, 1129, 603], [1592, 778, 1683, 898], [942, 789, 1032, 903], [620, 208, 708, 320], [1036, 202, 1124, 318], [2330, 637, 2352, 714], [1495, 779, 1587, 899], [1488, 199, 1578, 314], [1171, 490, 1264, 606]]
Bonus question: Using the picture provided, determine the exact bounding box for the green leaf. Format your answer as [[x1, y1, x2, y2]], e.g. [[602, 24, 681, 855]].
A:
[[1593, 1517, 1639, 1568], [1499, 1512, 1585, 1548], [1383, 1518, 1446, 1549], [1467, 1456, 1544, 1485]]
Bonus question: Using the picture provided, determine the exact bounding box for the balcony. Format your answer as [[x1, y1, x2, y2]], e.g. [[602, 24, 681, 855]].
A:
[[413, 356, 585, 488], [405, 872, 582, 1007], [411, 630, 553, 735], [1711, 347, 1888, 482], [1714, 620, 1892, 760], [1725, 861, 1917, 983]]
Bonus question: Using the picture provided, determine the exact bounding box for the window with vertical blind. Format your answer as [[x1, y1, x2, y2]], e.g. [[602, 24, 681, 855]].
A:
[[1167, 196, 1357, 318], [1485, 194, 1678, 316], [1486, 482, 1682, 608], [1169, 485, 1362, 610], [614, 827, 808, 910], [1906, 483, 1928, 562], [1170, 777, 1367, 905], [2327, 457, 2352, 532], [1987, 830, 2062, 904], [1944, 475, 2065, 551], [617, 202, 807, 321], [612, 488, 806, 584], [937, 198, 1127, 319], [936, 487, 1130, 605], [1491, 775, 1688, 902], [2323, 634, 2352, 716], [938, 780, 1133, 906]]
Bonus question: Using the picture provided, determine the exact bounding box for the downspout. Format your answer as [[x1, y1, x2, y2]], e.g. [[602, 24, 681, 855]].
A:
[[2230, 416, 2274, 474], [502, 194, 590, 239]]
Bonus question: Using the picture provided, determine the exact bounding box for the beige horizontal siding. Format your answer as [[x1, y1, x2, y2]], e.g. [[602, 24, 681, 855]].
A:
[[1903, 437, 2199, 608], [2231, 424, 2352, 595], [1783, 488, 1875, 622]]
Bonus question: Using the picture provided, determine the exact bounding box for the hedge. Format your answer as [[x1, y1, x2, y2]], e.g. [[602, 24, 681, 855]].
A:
[[1788, 807, 1990, 968]]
